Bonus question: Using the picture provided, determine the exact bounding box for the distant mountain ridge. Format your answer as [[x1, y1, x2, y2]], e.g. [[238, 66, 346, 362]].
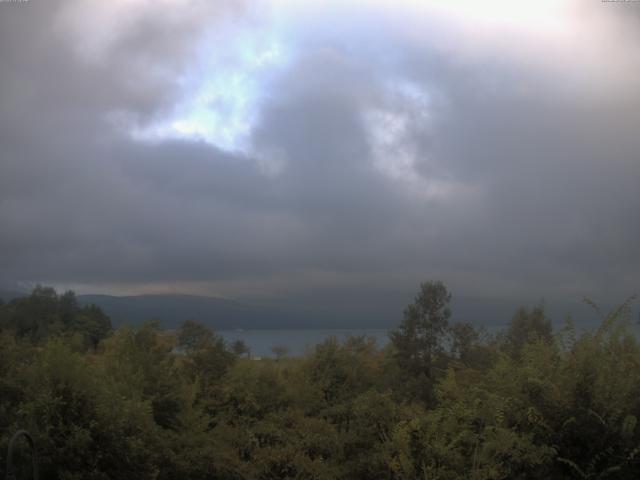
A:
[[76, 293, 620, 331], [76, 293, 405, 329], [2, 289, 631, 330], [77, 294, 283, 330]]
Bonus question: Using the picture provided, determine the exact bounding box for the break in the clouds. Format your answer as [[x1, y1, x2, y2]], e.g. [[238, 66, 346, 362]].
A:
[[0, 0, 639, 309]]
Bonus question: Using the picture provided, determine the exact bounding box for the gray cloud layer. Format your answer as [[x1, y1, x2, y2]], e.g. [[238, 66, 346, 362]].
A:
[[1, 1, 638, 310]]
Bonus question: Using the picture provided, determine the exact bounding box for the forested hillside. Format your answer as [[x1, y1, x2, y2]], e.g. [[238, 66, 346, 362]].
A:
[[1, 284, 639, 479]]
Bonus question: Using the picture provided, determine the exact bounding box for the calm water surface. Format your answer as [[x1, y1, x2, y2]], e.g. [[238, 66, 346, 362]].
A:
[[218, 320, 638, 358], [218, 329, 391, 357]]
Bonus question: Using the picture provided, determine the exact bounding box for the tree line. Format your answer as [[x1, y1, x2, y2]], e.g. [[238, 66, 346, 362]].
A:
[[0, 282, 639, 479]]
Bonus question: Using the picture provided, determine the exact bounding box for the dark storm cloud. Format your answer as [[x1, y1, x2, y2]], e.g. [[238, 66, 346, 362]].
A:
[[397, 40, 640, 298], [0, 0, 254, 283], [0, 0, 638, 305]]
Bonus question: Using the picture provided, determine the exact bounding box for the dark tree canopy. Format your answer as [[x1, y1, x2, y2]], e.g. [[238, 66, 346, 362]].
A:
[[0, 286, 112, 348], [504, 305, 553, 357], [231, 339, 250, 357], [389, 280, 452, 402], [2, 284, 640, 479], [449, 321, 479, 363], [177, 319, 216, 352]]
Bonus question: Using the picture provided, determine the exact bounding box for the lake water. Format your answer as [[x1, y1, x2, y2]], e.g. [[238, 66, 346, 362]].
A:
[[217, 325, 523, 358], [218, 329, 391, 357], [218, 318, 640, 358]]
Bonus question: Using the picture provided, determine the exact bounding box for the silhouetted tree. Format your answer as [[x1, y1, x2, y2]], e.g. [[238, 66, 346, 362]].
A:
[[231, 339, 250, 357], [390, 280, 451, 402], [449, 321, 479, 363], [503, 305, 552, 358], [177, 319, 215, 352], [0, 286, 111, 347]]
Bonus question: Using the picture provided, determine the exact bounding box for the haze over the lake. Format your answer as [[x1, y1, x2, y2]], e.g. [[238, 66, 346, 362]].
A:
[[1, 0, 638, 311]]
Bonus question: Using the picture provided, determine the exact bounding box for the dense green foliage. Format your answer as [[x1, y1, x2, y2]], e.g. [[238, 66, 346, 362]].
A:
[[1, 284, 639, 479]]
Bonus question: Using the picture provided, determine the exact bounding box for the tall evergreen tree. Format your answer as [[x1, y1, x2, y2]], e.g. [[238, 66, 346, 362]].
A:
[[390, 280, 451, 403]]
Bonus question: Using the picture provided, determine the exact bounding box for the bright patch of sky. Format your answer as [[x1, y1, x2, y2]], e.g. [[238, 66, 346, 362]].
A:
[[117, 0, 579, 179], [129, 24, 291, 152], [367, 80, 429, 183]]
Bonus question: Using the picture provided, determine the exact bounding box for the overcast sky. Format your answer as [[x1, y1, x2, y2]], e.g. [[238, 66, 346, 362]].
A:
[[1, 0, 639, 308]]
